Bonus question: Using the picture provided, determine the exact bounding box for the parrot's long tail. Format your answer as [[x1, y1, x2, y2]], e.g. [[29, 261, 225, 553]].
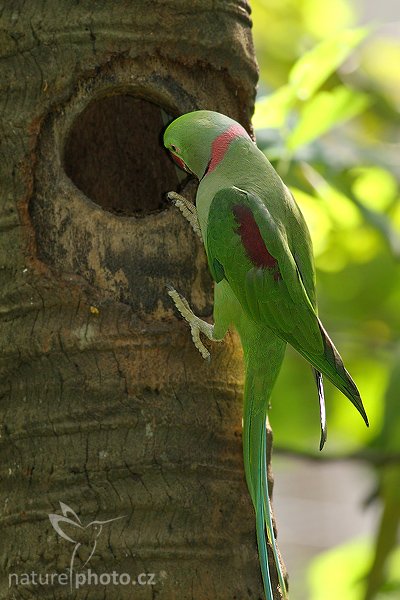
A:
[[242, 338, 287, 600]]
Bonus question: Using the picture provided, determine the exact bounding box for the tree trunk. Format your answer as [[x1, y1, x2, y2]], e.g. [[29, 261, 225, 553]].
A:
[[0, 1, 284, 598]]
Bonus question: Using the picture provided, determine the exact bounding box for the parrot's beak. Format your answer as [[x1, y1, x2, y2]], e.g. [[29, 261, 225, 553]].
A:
[[169, 152, 194, 176]]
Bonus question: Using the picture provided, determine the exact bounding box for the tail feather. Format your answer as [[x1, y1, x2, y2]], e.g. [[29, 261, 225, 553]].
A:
[[256, 486, 274, 600], [261, 415, 287, 598], [247, 405, 283, 600], [243, 361, 288, 600], [290, 318, 368, 428], [317, 319, 369, 427], [312, 368, 327, 450]]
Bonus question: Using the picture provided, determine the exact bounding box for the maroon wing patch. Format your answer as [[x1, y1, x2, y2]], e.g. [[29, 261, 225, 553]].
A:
[[232, 204, 282, 280]]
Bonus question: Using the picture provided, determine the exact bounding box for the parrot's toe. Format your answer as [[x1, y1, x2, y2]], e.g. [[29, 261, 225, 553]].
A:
[[190, 325, 211, 361], [167, 192, 202, 240], [166, 285, 214, 360]]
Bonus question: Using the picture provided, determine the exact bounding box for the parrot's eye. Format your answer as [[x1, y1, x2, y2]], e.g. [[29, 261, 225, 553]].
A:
[[170, 144, 179, 153]]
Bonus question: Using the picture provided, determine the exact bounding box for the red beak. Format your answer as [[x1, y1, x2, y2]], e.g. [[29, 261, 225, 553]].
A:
[[170, 152, 190, 173]]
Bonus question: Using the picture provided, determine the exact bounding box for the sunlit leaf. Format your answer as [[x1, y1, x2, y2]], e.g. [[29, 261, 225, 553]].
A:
[[340, 228, 381, 264], [301, 164, 400, 259], [353, 205, 400, 259], [310, 536, 400, 599], [303, 0, 356, 39], [289, 27, 369, 100], [362, 37, 400, 104], [289, 186, 331, 255], [287, 86, 370, 150], [326, 172, 400, 259], [391, 202, 400, 230], [308, 538, 372, 600], [375, 350, 400, 452], [254, 85, 296, 130], [301, 162, 361, 227], [329, 357, 386, 447], [351, 167, 398, 212], [315, 247, 348, 273], [308, 538, 400, 600]]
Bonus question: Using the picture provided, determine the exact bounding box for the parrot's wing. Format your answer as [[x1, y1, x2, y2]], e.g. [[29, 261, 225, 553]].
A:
[[206, 186, 368, 427], [283, 185, 317, 310], [206, 186, 322, 355]]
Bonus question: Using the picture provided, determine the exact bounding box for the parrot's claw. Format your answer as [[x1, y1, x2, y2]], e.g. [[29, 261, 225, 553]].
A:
[[189, 325, 211, 361], [167, 285, 214, 361], [167, 192, 202, 241]]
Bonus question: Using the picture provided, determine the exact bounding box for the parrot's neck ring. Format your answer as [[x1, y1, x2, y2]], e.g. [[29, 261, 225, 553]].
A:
[[204, 123, 250, 177]]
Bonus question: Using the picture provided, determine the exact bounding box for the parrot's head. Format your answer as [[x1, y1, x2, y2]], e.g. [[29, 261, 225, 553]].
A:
[[163, 110, 251, 179]]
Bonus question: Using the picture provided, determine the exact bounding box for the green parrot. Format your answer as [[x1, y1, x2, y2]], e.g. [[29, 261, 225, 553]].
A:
[[163, 110, 369, 600]]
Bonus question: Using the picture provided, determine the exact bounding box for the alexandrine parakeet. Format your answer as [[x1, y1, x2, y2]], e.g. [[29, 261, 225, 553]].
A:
[[163, 110, 369, 600]]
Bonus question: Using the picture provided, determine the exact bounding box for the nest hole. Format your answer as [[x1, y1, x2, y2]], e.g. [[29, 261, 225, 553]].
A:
[[63, 95, 180, 216]]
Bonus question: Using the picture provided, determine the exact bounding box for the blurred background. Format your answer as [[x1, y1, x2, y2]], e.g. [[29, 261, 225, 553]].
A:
[[250, 0, 400, 598]]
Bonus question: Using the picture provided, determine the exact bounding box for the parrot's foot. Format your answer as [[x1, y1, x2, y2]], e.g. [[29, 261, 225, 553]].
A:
[[167, 192, 202, 240], [167, 285, 218, 361]]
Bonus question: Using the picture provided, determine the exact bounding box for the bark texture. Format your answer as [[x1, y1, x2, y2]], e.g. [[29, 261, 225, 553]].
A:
[[0, 1, 284, 598]]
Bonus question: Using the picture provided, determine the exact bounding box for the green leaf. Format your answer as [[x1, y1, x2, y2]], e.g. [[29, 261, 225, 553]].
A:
[[300, 163, 361, 229], [320, 169, 400, 259], [351, 167, 398, 212], [302, 163, 400, 259], [289, 27, 369, 100], [287, 86, 370, 150], [308, 537, 400, 600], [308, 538, 372, 600], [374, 349, 400, 451], [253, 85, 296, 130], [289, 186, 331, 256]]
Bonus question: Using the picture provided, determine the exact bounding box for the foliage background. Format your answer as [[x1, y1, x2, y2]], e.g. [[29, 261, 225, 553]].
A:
[[250, 0, 400, 598]]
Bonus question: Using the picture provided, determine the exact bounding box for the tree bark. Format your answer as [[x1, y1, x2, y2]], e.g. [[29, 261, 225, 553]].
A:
[[0, 1, 284, 598]]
